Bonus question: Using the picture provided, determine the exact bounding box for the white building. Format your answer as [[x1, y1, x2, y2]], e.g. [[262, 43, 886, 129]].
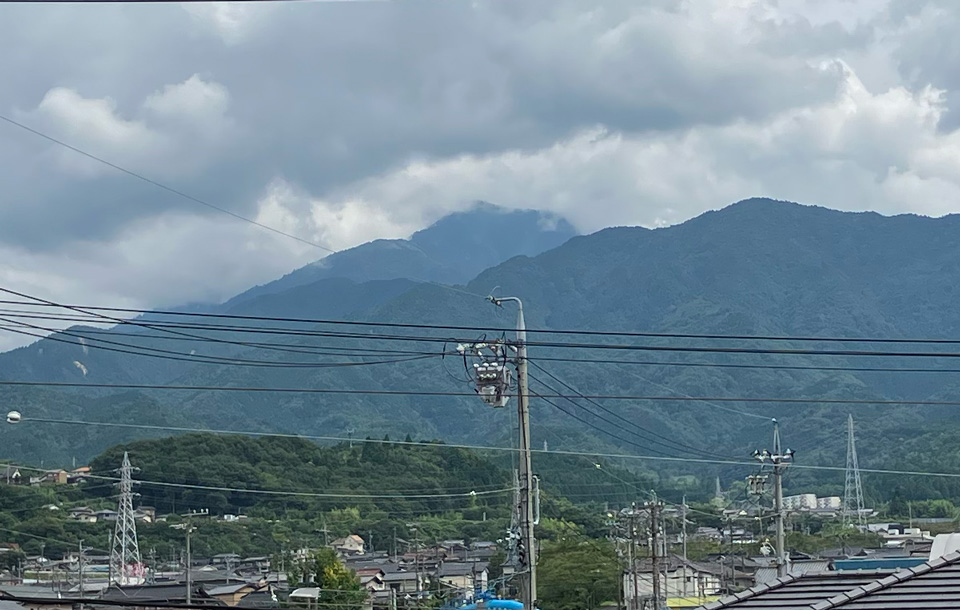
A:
[[817, 496, 842, 510], [783, 494, 817, 511], [332, 534, 365, 555]]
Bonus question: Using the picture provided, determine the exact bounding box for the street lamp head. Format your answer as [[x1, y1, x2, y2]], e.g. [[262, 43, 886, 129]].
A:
[[6, 411, 21, 424]]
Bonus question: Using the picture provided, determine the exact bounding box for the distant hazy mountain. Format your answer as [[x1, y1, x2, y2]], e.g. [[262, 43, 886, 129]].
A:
[[223, 202, 578, 307], [6, 198, 960, 504]]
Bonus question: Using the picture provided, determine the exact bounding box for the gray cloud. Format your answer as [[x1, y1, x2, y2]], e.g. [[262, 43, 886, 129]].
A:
[[2, 0, 960, 351]]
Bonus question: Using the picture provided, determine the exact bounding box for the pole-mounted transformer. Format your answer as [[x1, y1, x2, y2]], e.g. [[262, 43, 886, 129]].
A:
[[459, 341, 514, 408]]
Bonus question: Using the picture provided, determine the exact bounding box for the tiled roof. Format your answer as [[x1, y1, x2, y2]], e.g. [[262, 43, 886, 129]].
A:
[[700, 571, 893, 610], [700, 550, 960, 609], [812, 551, 960, 609]]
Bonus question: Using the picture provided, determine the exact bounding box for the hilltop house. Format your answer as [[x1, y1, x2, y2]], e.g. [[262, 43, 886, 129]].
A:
[[0, 466, 21, 485], [332, 535, 365, 556], [68, 507, 97, 523]]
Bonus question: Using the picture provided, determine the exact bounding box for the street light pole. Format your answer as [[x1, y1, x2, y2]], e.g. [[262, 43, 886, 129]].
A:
[[488, 296, 536, 610]]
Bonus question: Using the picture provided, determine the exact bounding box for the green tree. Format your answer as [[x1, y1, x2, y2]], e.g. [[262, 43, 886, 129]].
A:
[[291, 549, 366, 610], [538, 538, 619, 610]]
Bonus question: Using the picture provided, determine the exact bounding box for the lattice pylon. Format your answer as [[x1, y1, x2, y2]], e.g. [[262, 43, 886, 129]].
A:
[[842, 415, 865, 528], [109, 452, 144, 585]]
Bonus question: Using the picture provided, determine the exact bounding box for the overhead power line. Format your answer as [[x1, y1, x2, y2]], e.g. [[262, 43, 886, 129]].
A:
[[0, 115, 333, 252], [9, 311, 960, 374], [12, 415, 960, 481], [10, 306, 960, 360], [9, 464, 511, 500], [7, 298, 960, 345], [4, 380, 957, 408], [0, 316, 441, 369], [527, 368, 738, 459]]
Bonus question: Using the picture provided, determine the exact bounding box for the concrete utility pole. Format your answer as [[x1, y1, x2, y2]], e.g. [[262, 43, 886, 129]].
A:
[[681, 496, 688, 598], [78, 540, 84, 610], [627, 509, 638, 610], [187, 528, 193, 603], [648, 499, 662, 607], [462, 295, 536, 610], [752, 420, 794, 578], [173, 511, 204, 605], [494, 296, 536, 610]]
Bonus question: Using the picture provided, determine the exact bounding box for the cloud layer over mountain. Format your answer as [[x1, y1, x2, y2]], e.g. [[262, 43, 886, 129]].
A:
[[3, 0, 960, 350]]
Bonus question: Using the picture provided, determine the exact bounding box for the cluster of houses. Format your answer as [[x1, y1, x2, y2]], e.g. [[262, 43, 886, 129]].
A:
[[0, 534, 494, 610], [330, 537, 493, 608], [624, 534, 944, 608], [0, 466, 90, 487]]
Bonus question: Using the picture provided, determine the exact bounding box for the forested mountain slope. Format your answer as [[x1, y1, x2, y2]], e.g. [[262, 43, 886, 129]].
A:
[[4, 198, 960, 503]]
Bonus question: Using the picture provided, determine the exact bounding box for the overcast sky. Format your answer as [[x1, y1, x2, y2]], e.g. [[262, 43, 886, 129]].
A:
[[2, 0, 960, 351]]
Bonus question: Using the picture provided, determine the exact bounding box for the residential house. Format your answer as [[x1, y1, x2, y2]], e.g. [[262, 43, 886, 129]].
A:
[[332, 535, 366, 556], [67, 467, 90, 484], [101, 583, 227, 608], [692, 527, 723, 542], [383, 569, 423, 595], [467, 542, 498, 561], [0, 467, 22, 486], [437, 562, 488, 595], [240, 557, 271, 573], [212, 554, 242, 568], [68, 507, 97, 523], [624, 555, 750, 602], [134, 506, 156, 523], [95, 509, 118, 522], [40, 471, 67, 486], [205, 583, 264, 606], [0, 544, 21, 554], [356, 568, 386, 593]]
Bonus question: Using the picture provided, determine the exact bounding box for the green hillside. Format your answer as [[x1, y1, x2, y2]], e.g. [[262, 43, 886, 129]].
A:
[[0, 433, 646, 558], [5, 199, 960, 504]]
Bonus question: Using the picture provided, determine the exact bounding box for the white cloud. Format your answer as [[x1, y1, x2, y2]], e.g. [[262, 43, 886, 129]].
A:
[[298, 62, 960, 232], [4, 0, 960, 352], [18, 74, 234, 179]]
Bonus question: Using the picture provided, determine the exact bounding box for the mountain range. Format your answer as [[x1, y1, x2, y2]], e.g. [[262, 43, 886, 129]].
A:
[[4, 198, 960, 503]]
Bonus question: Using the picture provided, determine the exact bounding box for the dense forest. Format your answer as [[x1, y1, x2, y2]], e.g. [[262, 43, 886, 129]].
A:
[[0, 433, 648, 559]]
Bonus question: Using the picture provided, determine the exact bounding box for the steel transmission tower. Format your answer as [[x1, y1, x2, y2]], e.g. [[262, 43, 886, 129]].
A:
[[109, 452, 144, 586], [842, 414, 866, 528]]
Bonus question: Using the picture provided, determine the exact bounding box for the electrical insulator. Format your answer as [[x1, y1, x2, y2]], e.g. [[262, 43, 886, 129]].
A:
[[747, 475, 768, 496], [470, 351, 513, 408]]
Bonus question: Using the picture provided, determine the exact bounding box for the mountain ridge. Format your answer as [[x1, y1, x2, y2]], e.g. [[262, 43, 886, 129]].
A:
[[223, 202, 578, 307], [4, 198, 960, 504]]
